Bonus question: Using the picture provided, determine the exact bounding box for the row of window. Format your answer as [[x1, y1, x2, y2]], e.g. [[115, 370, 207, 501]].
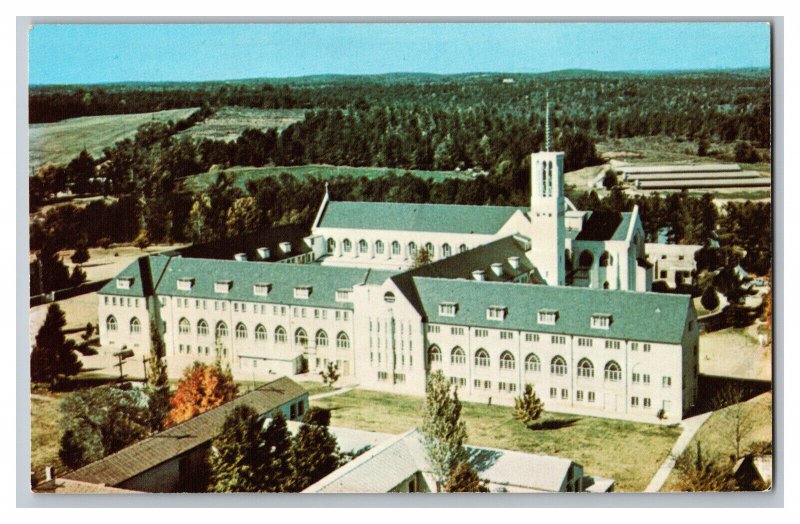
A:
[[427, 346, 672, 386], [105, 316, 141, 334], [376, 371, 407, 383], [103, 296, 141, 308], [169, 298, 352, 322], [331, 238, 469, 259], [427, 325, 650, 350]]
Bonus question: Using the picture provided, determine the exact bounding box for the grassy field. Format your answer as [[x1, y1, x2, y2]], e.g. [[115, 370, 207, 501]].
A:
[[31, 393, 66, 480], [312, 389, 681, 492], [176, 106, 307, 142], [699, 326, 771, 381], [182, 164, 473, 192], [661, 391, 772, 491], [29, 108, 199, 172]]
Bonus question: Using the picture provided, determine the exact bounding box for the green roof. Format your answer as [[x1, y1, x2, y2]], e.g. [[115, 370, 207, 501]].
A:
[[412, 277, 693, 344], [98, 256, 171, 297], [317, 201, 526, 235]]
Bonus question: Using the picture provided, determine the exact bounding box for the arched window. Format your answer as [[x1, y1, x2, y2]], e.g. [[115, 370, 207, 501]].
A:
[[375, 240, 384, 255], [358, 239, 368, 254], [130, 317, 141, 334], [579, 250, 594, 268], [106, 315, 117, 332], [604, 361, 622, 382], [525, 353, 541, 372], [577, 358, 595, 378], [197, 319, 209, 337], [384, 291, 396, 303], [391, 241, 401, 256], [451, 346, 466, 365], [599, 252, 611, 267], [342, 239, 352, 253], [424, 242, 435, 257], [336, 332, 350, 349], [500, 351, 515, 370], [179, 317, 191, 335], [428, 345, 442, 363], [315, 329, 328, 347], [441, 243, 452, 258], [475, 349, 490, 367], [603, 281, 610, 289], [327, 238, 336, 253], [255, 324, 267, 341], [235, 322, 248, 340], [551, 356, 567, 375], [459, 244, 468, 254], [215, 321, 228, 339], [275, 326, 287, 343], [295, 328, 308, 347], [408, 242, 417, 257]]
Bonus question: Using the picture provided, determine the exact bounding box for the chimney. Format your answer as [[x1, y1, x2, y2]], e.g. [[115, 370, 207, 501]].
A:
[[279, 242, 292, 254], [45, 466, 54, 482], [472, 270, 485, 281], [491, 263, 504, 277], [256, 247, 271, 260], [508, 256, 520, 270], [234, 253, 248, 262]]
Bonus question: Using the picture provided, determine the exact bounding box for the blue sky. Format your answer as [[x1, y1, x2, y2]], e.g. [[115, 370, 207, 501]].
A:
[[28, 22, 771, 85]]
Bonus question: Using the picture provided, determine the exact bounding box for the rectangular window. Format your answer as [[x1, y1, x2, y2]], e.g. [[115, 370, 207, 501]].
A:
[[551, 335, 566, 345], [222, 302, 227, 312], [590, 314, 612, 330], [483, 380, 491, 389], [632, 373, 640, 383], [293, 286, 312, 299], [537, 309, 558, 325], [631, 396, 640, 407], [644, 398, 652, 408], [498, 382, 507, 392], [344, 312, 350, 321], [605, 340, 621, 349], [561, 388, 569, 400], [643, 374, 651, 384], [643, 344, 652, 352], [427, 325, 441, 334], [631, 342, 639, 351], [395, 373, 406, 383], [474, 329, 488, 338], [314, 309, 320, 319], [104, 296, 109, 305], [486, 306, 507, 321], [451, 327, 464, 336], [576, 390, 584, 401], [577, 337, 593, 347], [588, 391, 596, 403], [378, 371, 388, 381], [473, 379, 481, 389], [524, 333, 540, 342], [549, 387, 557, 399], [336, 289, 353, 302], [214, 281, 232, 294], [500, 331, 513, 340], [662, 376, 672, 388], [234, 303, 239, 313], [509, 383, 516, 392], [439, 302, 458, 317]]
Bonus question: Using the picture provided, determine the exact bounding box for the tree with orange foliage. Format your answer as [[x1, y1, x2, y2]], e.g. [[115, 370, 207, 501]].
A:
[[167, 360, 238, 426]]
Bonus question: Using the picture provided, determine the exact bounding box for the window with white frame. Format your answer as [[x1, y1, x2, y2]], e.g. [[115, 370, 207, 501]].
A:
[[130, 317, 141, 334], [253, 283, 271, 297], [275, 326, 287, 343], [486, 306, 507, 321], [525, 333, 540, 342], [537, 309, 558, 325], [500, 331, 513, 340], [662, 376, 672, 388], [255, 324, 267, 341], [577, 337, 593, 347], [604, 361, 622, 382], [591, 314, 612, 330], [235, 323, 248, 340], [375, 240, 384, 254], [214, 280, 232, 294], [295, 328, 308, 347], [315, 330, 328, 347], [427, 324, 440, 334], [177, 278, 194, 291], [576, 390, 584, 401], [588, 391, 596, 403], [474, 349, 490, 367], [179, 317, 191, 335], [631, 396, 640, 407], [439, 302, 458, 317], [391, 241, 401, 256], [643, 374, 651, 384], [116, 277, 134, 290], [561, 389, 569, 400], [499, 351, 515, 370], [451, 347, 466, 365], [644, 398, 652, 408], [441, 243, 452, 258], [215, 321, 228, 339], [336, 289, 353, 302], [428, 345, 442, 363], [551, 335, 566, 345], [577, 358, 595, 378], [358, 239, 368, 254], [605, 340, 621, 349], [294, 286, 312, 299], [643, 343, 652, 352], [525, 353, 541, 372], [549, 387, 557, 399], [336, 332, 350, 349], [550, 356, 567, 375], [106, 315, 117, 332], [451, 327, 464, 336], [198, 319, 209, 336], [474, 329, 488, 337]]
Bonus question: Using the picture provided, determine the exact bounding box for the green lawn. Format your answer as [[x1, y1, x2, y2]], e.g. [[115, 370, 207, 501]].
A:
[[176, 106, 307, 142], [312, 389, 681, 492], [31, 393, 66, 481], [182, 164, 473, 192], [661, 391, 772, 492], [298, 381, 336, 397], [29, 107, 199, 171]]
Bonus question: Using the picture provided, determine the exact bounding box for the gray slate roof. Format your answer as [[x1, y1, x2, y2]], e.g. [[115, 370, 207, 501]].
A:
[[317, 200, 526, 235], [575, 211, 633, 242], [412, 277, 692, 344], [63, 377, 307, 487], [101, 256, 398, 310]]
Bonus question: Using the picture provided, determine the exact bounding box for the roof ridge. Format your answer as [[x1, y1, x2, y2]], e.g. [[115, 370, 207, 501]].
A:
[[328, 200, 526, 210]]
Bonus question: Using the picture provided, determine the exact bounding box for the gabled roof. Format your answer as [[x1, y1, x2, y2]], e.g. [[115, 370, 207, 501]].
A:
[[575, 211, 634, 242], [170, 224, 312, 262], [411, 277, 692, 344], [63, 377, 307, 487], [316, 200, 526, 235]]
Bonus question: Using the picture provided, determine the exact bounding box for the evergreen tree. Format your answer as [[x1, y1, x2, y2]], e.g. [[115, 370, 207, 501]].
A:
[[289, 409, 341, 492], [319, 361, 340, 388], [208, 405, 268, 493], [513, 384, 545, 429], [145, 321, 171, 432], [33, 244, 70, 294], [262, 412, 293, 492], [421, 370, 468, 491], [69, 265, 87, 287], [30, 303, 82, 386], [58, 429, 85, 470], [701, 285, 720, 312], [70, 244, 89, 265], [445, 462, 489, 493]]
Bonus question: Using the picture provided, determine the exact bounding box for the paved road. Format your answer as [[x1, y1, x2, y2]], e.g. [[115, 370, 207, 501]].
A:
[[644, 411, 713, 492], [310, 386, 357, 401]]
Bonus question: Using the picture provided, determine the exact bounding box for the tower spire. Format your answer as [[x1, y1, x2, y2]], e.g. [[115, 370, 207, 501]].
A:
[[545, 92, 551, 152]]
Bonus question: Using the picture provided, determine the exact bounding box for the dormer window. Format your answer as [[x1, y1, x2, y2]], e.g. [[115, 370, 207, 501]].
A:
[[214, 280, 232, 294], [486, 306, 507, 321], [591, 314, 612, 330], [116, 276, 134, 290], [439, 302, 458, 317], [177, 278, 194, 291], [336, 289, 353, 302], [253, 283, 272, 297], [538, 309, 558, 325], [294, 286, 312, 299]]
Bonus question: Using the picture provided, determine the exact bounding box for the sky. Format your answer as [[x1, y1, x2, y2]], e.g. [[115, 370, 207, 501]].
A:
[[28, 22, 771, 85]]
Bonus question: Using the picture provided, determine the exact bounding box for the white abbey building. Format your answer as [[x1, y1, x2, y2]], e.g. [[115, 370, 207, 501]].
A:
[[98, 148, 698, 424]]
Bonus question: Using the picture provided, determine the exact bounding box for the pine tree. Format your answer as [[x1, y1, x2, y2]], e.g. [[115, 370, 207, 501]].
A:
[[262, 412, 293, 492], [58, 429, 85, 470], [30, 303, 82, 387], [289, 410, 341, 492], [208, 405, 268, 493], [421, 370, 468, 491], [445, 462, 489, 493], [145, 321, 170, 432], [513, 384, 545, 429], [701, 285, 720, 312]]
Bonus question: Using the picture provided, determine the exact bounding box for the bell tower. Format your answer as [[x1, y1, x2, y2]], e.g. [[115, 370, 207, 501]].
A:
[[528, 99, 565, 286]]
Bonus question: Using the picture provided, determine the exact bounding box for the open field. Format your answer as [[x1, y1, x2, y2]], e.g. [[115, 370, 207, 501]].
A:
[[312, 388, 681, 492], [176, 106, 307, 142], [182, 164, 473, 192], [29, 108, 199, 172], [31, 393, 66, 479], [661, 391, 772, 491], [699, 326, 771, 381]]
